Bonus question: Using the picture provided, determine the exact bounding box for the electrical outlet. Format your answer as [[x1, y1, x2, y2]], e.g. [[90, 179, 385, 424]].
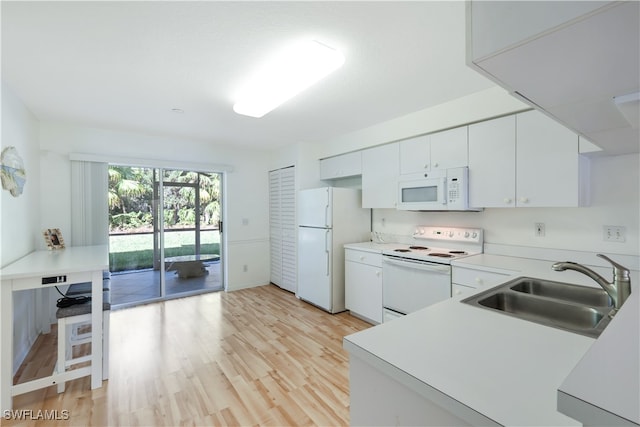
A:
[[603, 226, 626, 242], [535, 222, 545, 237]]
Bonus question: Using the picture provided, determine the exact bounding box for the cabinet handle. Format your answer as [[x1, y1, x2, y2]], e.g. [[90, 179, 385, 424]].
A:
[[455, 289, 462, 295], [424, 164, 429, 169], [433, 162, 439, 168], [503, 198, 512, 204], [519, 197, 529, 204], [359, 256, 365, 261], [475, 277, 484, 285], [376, 271, 381, 277]]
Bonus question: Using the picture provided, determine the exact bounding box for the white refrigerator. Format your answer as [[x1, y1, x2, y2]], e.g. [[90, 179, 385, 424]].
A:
[[297, 187, 371, 313]]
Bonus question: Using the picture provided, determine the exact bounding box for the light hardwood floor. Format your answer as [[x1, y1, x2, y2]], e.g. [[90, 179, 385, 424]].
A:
[[8, 285, 371, 426]]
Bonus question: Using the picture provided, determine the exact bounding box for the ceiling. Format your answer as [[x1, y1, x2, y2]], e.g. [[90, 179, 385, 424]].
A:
[[1, 1, 496, 150]]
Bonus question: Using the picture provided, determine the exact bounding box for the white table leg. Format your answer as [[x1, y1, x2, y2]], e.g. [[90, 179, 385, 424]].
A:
[[1, 279, 14, 411], [90, 271, 102, 390]]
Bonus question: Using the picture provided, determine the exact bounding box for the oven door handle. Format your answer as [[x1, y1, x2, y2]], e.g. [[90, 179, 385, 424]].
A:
[[382, 257, 450, 273]]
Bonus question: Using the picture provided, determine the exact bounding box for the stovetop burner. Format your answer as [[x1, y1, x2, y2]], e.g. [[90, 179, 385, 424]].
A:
[[449, 250, 467, 255], [394, 249, 411, 253], [409, 246, 429, 250], [428, 253, 454, 258]]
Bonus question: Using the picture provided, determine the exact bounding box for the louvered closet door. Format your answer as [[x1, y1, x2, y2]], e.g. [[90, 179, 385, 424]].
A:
[[279, 167, 296, 293], [269, 170, 282, 286]]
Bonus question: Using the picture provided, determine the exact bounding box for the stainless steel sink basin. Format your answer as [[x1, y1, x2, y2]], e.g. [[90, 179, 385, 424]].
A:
[[462, 277, 614, 338], [509, 278, 612, 307]]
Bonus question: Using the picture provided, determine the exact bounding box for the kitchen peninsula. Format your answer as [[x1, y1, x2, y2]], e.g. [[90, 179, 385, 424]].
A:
[[344, 254, 640, 426]]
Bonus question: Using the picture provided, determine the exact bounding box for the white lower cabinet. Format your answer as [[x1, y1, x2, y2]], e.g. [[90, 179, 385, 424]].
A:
[[451, 266, 514, 296], [452, 284, 476, 298], [345, 249, 383, 324]]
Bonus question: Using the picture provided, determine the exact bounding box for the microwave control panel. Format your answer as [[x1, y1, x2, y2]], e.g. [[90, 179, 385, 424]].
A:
[[446, 167, 468, 210]]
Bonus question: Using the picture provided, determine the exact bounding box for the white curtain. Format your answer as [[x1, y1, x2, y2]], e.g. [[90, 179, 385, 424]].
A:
[[70, 161, 109, 246]]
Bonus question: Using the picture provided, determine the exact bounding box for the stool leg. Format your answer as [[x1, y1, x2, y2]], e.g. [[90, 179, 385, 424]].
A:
[[57, 318, 66, 393], [102, 310, 110, 380]]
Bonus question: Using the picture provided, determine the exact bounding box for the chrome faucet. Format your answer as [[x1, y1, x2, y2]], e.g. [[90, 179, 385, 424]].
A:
[[552, 254, 631, 314]]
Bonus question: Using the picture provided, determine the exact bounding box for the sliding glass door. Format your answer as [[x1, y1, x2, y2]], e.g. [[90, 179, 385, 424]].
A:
[[108, 166, 223, 307], [161, 169, 222, 297]]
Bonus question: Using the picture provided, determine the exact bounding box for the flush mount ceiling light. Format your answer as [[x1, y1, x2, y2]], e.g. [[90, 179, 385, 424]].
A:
[[233, 40, 345, 118]]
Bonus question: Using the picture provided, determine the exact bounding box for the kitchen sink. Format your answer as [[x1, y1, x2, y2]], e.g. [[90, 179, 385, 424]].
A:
[[509, 278, 612, 307], [462, 277, 614, 338]]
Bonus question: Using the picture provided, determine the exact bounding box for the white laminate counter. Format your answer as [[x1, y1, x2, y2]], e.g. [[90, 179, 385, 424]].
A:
[[344, 251, 640, 426], [558, 290, 640, 426], [345, 292, 594, 425], [452, 253, 640, 290], [344, 241, 400, 253]]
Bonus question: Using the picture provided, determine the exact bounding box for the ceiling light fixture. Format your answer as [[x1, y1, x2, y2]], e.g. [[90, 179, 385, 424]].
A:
[[233, 40, 345, 118]]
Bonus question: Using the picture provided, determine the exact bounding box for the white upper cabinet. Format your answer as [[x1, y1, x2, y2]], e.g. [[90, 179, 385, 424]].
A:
[[430, 126, 468, 171], [399, 128, 468, 176], [467, 1, 639, 154], [362, 143, 399, 209], [320, 151, 362, 180], [399, 135, 430, 175], [469, 110, 586, 208], [468, 115, 516, 208], [516, 110, 580, 207]]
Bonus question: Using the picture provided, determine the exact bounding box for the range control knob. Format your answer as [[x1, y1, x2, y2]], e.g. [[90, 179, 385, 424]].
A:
[[448, 231, 454, 237], [472, 232, 478, 238], [464, 231, 470, 238]]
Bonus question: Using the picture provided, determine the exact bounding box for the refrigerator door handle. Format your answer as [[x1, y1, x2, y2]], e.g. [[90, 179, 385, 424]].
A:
[[325, 229, 330, 276], [324, 188, 330, 227]]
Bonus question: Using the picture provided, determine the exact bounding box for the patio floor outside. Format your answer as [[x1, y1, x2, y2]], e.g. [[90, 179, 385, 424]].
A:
[[109, 260, 222, 307]]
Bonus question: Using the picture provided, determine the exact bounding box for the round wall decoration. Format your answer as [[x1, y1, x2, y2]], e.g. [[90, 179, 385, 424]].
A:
[[1, 146, 27, 197]]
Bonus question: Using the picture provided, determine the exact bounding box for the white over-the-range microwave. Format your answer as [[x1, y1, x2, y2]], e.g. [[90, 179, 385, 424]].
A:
[[397, 166, 481, 211]]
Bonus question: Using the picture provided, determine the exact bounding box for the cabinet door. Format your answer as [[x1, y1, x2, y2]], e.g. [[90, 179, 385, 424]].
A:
[[452, 284, 476, 298], [362, 143, 400, 208], [345, 260, 383, 324], [279, 167, 297, 293], [399, 135, 430, 175], [269, 170, 283, 286], [320, 151, 362, 180], [430, 126, 469, 170], [468, 115, 516, 207], [516, 110, 579, 207]]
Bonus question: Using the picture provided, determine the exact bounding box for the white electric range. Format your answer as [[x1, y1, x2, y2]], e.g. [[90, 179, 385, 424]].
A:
[[381, 226, 483, 322]]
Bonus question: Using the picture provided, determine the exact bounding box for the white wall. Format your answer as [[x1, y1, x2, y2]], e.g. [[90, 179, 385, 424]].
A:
[[270, 142, 324, 191], [316, 86, 528, 159], [38, 122, 272, 291], [371, 154, 639, 257], [1, 81, 42, 372]]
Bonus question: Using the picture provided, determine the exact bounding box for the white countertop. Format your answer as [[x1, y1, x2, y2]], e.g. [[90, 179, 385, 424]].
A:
[[344, 248, 639, 426], [0, 245, 109, 279], [558, 290, 640, 425], [345, 291, 594, 426], [344, 241, 400, 253], [452, 253, 640, 289]]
